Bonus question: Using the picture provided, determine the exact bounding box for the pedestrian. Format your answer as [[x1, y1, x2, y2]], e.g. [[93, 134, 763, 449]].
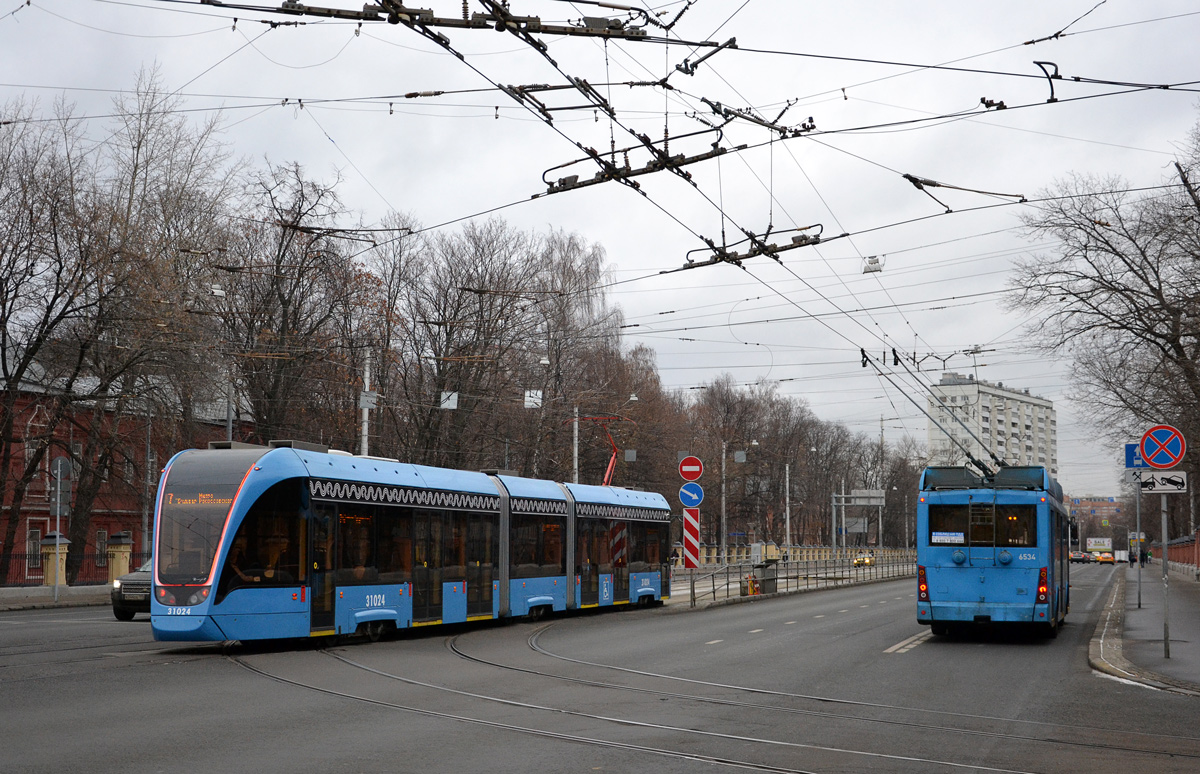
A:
[[1139, 548, 1148, 567], [1129, 551, 1136, 566]]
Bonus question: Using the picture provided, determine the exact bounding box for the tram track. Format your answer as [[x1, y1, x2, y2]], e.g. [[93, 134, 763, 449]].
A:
[[229, 647, 1041, 774], [438, 622, 1200, 763]]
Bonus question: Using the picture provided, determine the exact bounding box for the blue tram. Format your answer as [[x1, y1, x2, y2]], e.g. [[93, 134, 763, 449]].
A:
[[916, 466, 1069, 636], [151, 441, 671, 642]]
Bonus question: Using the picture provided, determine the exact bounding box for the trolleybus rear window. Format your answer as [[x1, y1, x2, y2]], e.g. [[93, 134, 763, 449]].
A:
[[928, 504, 1037, 548], [157, 450, 265, 585]]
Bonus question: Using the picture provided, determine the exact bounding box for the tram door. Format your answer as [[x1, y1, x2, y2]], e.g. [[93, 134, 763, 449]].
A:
[[611, 520, 630, 602], [412, 509, 442, 622], [578, 521, 599, 606], [309, 504, 337, 633]]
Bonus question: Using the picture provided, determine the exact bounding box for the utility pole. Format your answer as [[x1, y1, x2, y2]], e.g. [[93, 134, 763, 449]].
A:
[[784, 463, 791, 559], [721, 440, 727, 566], [360, 350, 371, 456]]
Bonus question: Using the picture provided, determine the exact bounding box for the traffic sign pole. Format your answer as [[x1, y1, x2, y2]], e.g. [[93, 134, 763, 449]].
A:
[[1135, 424, 1186, 657]]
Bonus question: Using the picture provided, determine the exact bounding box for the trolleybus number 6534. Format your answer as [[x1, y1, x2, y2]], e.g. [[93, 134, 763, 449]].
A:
[[1019, 553, 1036, 561]]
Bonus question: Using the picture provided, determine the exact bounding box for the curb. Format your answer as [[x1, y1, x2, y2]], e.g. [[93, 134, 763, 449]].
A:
[[1088, 570, 1200, 697]]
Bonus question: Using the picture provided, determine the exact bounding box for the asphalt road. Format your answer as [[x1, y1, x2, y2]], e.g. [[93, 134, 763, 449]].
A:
[[2, 565, 1197, 774]]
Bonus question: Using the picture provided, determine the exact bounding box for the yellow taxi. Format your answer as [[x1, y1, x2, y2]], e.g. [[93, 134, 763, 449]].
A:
[[1096, 552, 1115, 564], [853, 551, 875, 567]]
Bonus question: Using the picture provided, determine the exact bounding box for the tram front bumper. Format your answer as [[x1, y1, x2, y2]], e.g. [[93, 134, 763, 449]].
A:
[[152, 613, 228, 642]]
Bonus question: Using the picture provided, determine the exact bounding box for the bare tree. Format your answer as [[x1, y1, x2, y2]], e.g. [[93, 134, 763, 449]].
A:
[[1011, 118, 1200, 538]]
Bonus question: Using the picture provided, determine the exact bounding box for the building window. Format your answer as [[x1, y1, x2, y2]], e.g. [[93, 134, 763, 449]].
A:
[[27, 527, 42, 568], [96, 530, 108, 567]]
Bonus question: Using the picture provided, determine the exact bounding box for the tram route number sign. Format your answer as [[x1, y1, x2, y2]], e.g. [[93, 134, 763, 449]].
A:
[[1139, 425, 1186, 470]]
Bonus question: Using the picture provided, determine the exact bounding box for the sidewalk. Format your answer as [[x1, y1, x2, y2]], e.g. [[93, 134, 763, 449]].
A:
[[0, 583, 111, 612], [1089, 561, 1200, 697]]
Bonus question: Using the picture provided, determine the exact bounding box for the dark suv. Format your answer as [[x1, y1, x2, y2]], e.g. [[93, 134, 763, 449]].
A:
[[111, 560, 152, 621]]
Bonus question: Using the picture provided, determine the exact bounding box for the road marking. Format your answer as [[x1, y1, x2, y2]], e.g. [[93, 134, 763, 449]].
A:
[[705, 639, 723, 645], [885, 631, 933, 654], [838, 609, 848, 613], [749, 628, 764, 633], [878, 601, 888, 604], [784, 621, 796, 625], [859, 605, 870, 608], [813, 614, 825, 618]]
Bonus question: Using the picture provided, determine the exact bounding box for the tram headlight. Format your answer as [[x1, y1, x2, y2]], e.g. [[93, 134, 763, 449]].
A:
[[186, 588, 210, 606]]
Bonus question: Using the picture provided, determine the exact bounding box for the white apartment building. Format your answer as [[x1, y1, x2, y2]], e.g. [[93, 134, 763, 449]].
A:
[[925, 372, 1058, 474]]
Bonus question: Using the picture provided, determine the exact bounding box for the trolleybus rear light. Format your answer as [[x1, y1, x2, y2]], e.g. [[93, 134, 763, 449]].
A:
[[917, 565, 929, 602], [1037, 567, 1048, 602]]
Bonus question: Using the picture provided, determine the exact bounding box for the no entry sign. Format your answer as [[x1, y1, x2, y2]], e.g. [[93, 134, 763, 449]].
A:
[[678, 456, 703, 481], [1140, 425, 1186, 469]]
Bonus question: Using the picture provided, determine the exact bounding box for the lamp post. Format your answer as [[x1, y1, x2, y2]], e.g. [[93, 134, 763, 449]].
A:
[[720, 438, 756, 565], [721, 440, 727, 566]]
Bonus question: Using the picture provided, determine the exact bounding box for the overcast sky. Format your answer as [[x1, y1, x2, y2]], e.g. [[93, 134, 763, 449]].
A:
[[4, 0, 1199, 496]]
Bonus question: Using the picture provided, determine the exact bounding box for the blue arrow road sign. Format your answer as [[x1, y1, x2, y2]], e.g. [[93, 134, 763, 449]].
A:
[[679, 482, 704, 507], [1125, 443, 1150, 469]]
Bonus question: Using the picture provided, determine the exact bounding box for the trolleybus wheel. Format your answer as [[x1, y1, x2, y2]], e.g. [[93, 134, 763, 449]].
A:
[[931, 623, 948, 636]]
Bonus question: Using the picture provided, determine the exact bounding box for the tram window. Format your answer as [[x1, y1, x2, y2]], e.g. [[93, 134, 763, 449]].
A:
[[337, 506, 378, 584], [609, 521, 629, 568], [511, 515, 566, 578], [216, 479, 303, 600], [628, 523, 648, 573], [511, 515, 540, 579], [465, 513, 497, 573], [996, 505, 1037, 547], [414, 509, 442, 573], [594, 520, 613, 574], [377, 505, 413, 584], [928, 505, 968, 546], [443, 510, 467, 582], [542, 521, 564, 575]]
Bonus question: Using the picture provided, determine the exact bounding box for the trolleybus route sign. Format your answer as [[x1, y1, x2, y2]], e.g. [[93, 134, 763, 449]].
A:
[[1140, 425, 1186, 469]]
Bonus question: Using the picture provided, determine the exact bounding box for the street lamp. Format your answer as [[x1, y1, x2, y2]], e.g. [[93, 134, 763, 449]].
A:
[[720, 439, 756, 565]]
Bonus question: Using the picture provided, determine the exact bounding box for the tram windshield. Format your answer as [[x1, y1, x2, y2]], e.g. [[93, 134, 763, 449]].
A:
[[156, 449, 267, 585]]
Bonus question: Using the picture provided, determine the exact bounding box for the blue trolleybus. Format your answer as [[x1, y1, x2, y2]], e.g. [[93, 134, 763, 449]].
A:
[[151, 441, 671, 642], [916, 466, 1069, 637]]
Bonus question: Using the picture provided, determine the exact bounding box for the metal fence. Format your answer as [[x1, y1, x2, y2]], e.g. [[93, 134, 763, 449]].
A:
[[676, 551, 918, 607], [1, 553, 136, 587]]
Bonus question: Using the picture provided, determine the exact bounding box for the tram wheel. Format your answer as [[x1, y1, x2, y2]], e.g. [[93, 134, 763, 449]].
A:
[[365, 621, 385, 642]]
